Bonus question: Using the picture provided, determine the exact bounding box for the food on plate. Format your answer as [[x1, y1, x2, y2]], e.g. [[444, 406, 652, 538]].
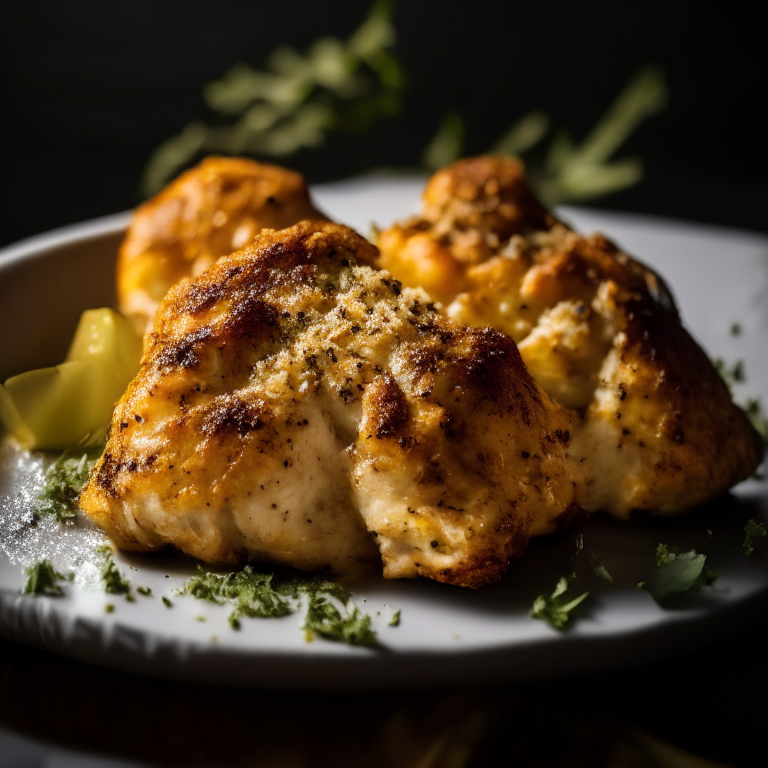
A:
[[5, 155, 763, 591], [376, 156, 764, 519], [116, 156, 327, 334], [79, 221, 583, 587], [0, 308, 142, 450]]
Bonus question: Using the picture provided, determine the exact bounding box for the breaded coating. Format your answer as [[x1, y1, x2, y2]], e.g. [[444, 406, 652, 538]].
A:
[[117, 156, 327, 333], [376, 156, 763, 519], [80, 222, 582, 586]]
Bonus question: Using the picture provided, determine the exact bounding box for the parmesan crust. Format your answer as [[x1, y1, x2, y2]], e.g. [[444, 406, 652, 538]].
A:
[[376, 156, 763, 519], [81, 222, 581, 586]]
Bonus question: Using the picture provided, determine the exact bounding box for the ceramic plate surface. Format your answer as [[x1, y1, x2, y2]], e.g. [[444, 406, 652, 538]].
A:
[[1, 177, 767, 689]]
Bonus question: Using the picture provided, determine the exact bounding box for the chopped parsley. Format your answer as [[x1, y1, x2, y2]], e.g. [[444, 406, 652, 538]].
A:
[[36, 443, 104, 522], [98, 545, 132, 596], [389, 609, 401, 627], [711, 357, 768, 446], [179, 565, 380, 646], [530, 534, 612, 630], [162, 596, 173, 608], [181, 565, 293, 629], [573, 533, 613, 582], [21, 559, 68, 596], [639, 544, 718, 601], [304, 591, 377, 646], [137, 586, 152, 596], [714, 357, 745, 395], [744, 519, 767, 556], [530, 575, 589, 630], [744, 398, 768, 444]]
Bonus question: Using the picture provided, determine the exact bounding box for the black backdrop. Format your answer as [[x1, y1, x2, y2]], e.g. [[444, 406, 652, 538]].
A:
[[3, 0, 767, 247]]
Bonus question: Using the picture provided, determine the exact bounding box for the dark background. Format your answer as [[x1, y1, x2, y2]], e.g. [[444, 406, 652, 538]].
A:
[[2, 0, 767, 248], [2, 4, 768, 765]]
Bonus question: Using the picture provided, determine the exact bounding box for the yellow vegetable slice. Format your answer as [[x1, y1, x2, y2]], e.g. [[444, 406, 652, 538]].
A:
[[0, 309, 142, 450]]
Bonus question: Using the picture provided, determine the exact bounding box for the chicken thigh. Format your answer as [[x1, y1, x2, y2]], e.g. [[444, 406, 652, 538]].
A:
[[81, 222, 582, 586], [117, 156, 327, 333], [376, 156, 763, 519]]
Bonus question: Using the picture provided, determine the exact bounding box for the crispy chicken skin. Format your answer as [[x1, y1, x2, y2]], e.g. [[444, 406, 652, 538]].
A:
[[81, 222, 582, 586], [376, 156, 763, 519], [116, 156, 327, 333]]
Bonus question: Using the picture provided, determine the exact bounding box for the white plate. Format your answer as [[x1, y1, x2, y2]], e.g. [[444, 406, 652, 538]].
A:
[[1, 177, 767, 689]]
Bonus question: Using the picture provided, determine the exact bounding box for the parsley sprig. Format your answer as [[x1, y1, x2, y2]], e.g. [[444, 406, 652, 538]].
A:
[[530, 534, 612, 630], [143, 0, 404, 196], [530, 575, 589, 631]]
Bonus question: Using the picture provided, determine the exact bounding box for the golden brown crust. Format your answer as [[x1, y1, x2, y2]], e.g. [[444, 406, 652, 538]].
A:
[[116, 156, 328, 333], [376, 155, 763, 520], [83, 221, 581, 586], [421, 155, 556, 244]]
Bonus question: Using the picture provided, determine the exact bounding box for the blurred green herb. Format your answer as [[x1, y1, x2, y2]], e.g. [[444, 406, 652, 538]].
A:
[[638, 543, 718, 602], [530, 534, 610, 630], [744, 519, 768, 556], [573, 533, 613, 583], [424, 67, 667, 206], [145, 2, 666, 208], [22, 559, 68, 596], [36, 443, 104, 523], [744, 397, 768, 444], [714, 357, 745, 395], [711, 356, 768, 445], [143, 0, 404, 196]]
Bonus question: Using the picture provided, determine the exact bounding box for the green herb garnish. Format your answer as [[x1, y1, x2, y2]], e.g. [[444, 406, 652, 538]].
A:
[[143, 0, 404, 196], [714, 357, 745, 395], [36, 443, 104, 522], [639, 544, 718, 601], [573, 533, 613, 582], [425, 66, 667, 206], [530, 534, 611, 630], [179, 565, 380, 646], [304, 591, 377, 646], [744, 519, 767, 556], [181, 565, 293, 629], [21, 559, 68, 596], [137, 586, 152, 597], [530, 575, 589, 631], [744, 398, 768, 444], [162, 596, 173, 608], [710, 358, 768, 445], [98, 545, 132, 596], [389, 609, 401, 627]]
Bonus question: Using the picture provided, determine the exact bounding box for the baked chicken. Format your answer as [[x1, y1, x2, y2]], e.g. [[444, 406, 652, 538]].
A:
[[117, 156, 327, 333], [376, 156, 763, 519], [81, 222, 583, 586]]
